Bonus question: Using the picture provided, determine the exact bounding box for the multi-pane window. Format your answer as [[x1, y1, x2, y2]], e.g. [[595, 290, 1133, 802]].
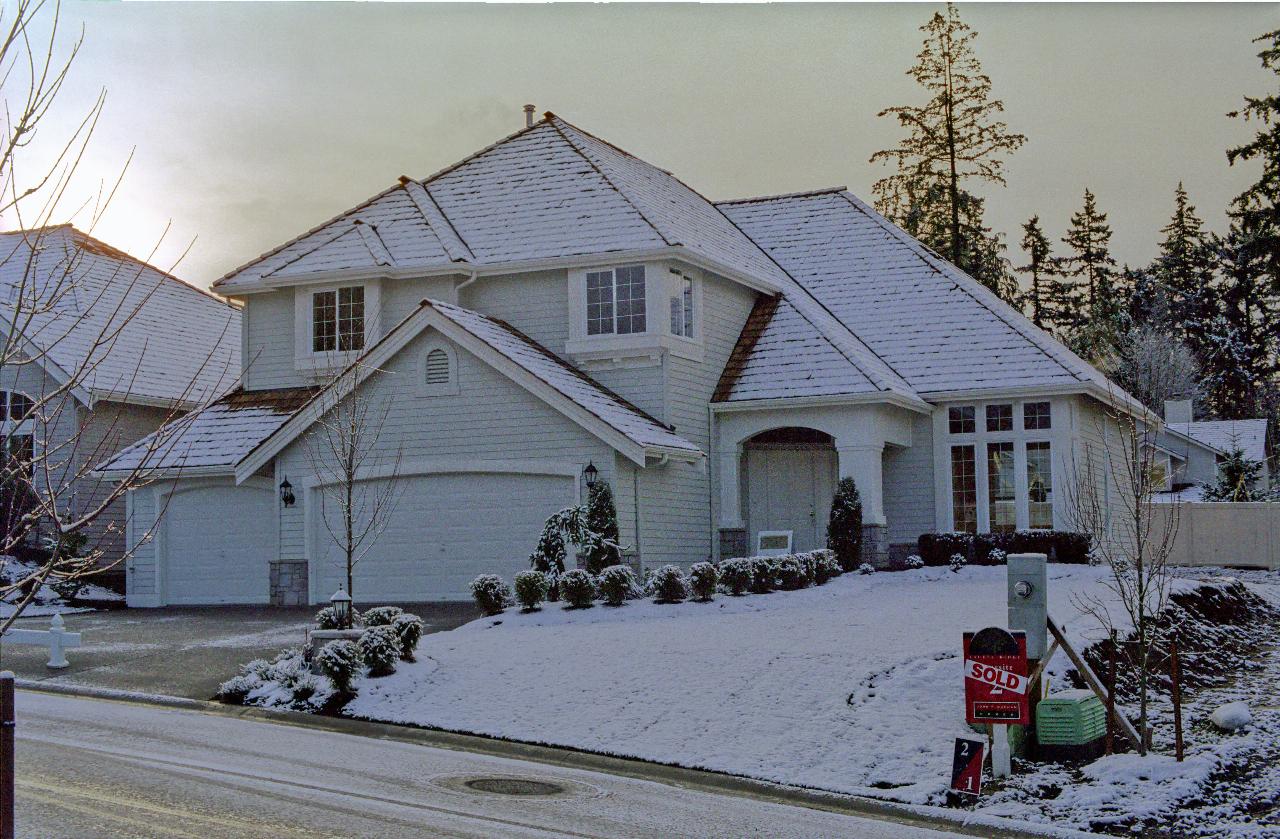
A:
[[951, 445, 978, 533], [586, 265, 646, 336], [312, 286, 365, 353], [986, 404, 1013, 432], [0, 392, 32, 423], [1024, 401, 1051, 430], [987, 441, 1016, 533], [948, 406, 976, 434], [670, 276, 694, 338], [1026, 442, 1054, 529]]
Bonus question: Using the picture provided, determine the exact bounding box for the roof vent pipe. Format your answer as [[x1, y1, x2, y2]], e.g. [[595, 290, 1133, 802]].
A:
[[523, 104, 535, 128]]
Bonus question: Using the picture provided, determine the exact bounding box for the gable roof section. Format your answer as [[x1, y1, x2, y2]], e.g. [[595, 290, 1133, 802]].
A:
[[0, 226, 241, 407], [235, 299, 700, 481], [1183, 419, 1269, 464]]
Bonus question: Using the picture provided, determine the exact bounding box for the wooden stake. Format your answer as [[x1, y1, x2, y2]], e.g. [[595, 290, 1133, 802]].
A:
[[1048, 617, 1144, 754], [1171, 639, 1184, 762], [1106, 629, 1116, 756]]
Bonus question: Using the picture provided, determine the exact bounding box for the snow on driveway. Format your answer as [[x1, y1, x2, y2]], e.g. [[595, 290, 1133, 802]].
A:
[[347, 565, 1137, 805]]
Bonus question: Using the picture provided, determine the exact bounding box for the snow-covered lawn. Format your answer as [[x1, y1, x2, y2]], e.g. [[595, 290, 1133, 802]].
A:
[[1, 556, 122, 618], [346, 565, 1159, 807]]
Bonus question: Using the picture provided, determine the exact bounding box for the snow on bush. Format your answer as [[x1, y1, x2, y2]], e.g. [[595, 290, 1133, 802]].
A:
[[988, 548, 1007, 565], [359, 625, 400, 677], [906, 554, 925, 570], [597, 564, 641, 607], [810, 550, 842, 585], [392, 613, 424, 661], [470, 574, 510, 616], [649, 564, 689, 603], [316, 639, 362, 694], [748, 557, 775, 594], [362, 605, 403, 627], [315, 605, 362, 629], [559, 568, 596, 609], [513, 569, 549, 612], [858, 563, 875, 575], [717, 558, 752, 595], [774, 555, 811, 591], [689, 562, 718, 602], [949, 553, 967, 573], [219, 650, 328, 710]]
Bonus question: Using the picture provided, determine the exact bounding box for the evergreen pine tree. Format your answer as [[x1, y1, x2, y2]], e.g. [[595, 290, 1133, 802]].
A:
[[870, 3, 1026, 302], [1226, 30, 1280, 301], [1151, 184, 1217, 354], [583, 482, 621, 574], [1203, 446, 1266, 502], [827, 477, 863, 572], [1060, 189, 1123, 358], [1017, 215, 1054, 328]]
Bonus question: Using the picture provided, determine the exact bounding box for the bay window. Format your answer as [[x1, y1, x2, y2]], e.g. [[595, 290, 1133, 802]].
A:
[[944, 399, 1057, 532], [670, 275, 694, 338]]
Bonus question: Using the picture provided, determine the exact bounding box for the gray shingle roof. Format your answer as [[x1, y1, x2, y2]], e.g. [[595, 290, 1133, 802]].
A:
[[1183, 419, 1269, 464]]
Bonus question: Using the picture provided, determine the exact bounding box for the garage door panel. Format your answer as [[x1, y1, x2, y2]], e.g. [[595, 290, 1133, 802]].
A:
[[314, 472, 575, 602], [165, 485, 273, 605]]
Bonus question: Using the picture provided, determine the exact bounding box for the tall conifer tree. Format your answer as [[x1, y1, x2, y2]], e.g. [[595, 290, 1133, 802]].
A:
[[1017, 216, 1053, 328], [1151, 184, 1217, 353]]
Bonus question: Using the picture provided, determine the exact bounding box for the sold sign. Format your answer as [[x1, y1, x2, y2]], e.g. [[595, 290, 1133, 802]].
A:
[[965, 659, 1029, 694]]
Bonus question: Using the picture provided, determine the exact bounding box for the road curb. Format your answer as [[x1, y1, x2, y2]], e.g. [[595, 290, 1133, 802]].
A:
[[18, 679, 1085, 839]]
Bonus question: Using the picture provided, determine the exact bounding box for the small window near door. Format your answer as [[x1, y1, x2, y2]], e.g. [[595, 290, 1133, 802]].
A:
[[951, 444, 977, 533]]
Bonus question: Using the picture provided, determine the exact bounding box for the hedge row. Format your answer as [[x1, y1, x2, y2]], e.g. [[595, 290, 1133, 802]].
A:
[[916, 530, 1091, 567]]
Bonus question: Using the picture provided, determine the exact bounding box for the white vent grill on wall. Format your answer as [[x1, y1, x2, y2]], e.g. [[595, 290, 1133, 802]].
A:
[[425, 348, 450, 384]]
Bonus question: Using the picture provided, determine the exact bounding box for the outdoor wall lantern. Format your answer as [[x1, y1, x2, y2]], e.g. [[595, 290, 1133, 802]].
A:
[[330, 587, 352, 629], [583, 461, 599, 488], [279, 477, 295, 508]]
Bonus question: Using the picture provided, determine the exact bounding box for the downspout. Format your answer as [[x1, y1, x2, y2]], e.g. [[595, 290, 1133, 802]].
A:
[[632, 466, 642, 570], [454, 269, 480, 301], [708, 402, 715, 562]]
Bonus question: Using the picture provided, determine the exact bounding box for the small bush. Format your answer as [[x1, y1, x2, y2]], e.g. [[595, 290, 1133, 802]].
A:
[[749, 557, 776, 594], [362, 606, 404, 627], [48, 577, 86, 601], [560, 568, 596, 609], [774, 555, 811, 590], [718, 558, 752, 595], [811, 550, 841, 585], [949, 553, 967, 573], [597, 564, 641, 606], [391, 613, 424, 661], [470, 574, 510, 616], [316, 639, 362, 694], [858, 562, 875, 575], [828, 477, 864, 571], [689, 562, 718, 602], [513, 569, 550, 612], [359, 625, 400, 677], [650, 564, 689, 603], [917, 530, 1093, 566], [216, 673, 258, 703], [906, 554, 925, 570], [267, 653, 319, 702], [314, 605, 362, 629], [988, 548, 1008, 565]]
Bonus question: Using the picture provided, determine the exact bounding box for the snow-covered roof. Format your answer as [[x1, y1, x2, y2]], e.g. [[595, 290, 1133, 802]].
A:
[[95, 386, 317, 476], [716, 190, 1119, 402], [0, 227, 240, 407], [1183, 419, 1269, 465]]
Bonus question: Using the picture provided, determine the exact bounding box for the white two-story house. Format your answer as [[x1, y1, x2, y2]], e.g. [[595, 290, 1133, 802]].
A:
[[102, 113, 1147, 607]]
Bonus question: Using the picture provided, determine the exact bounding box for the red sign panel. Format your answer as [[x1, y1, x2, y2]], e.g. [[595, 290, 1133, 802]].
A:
[[963, 627, 1029, 725], [950, 737, 985, 797]]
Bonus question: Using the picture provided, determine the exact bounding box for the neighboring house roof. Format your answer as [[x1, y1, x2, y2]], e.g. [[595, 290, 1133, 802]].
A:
[[95, 386, 318, 477], [1182, 419, 1269, 465], [0, 226, 241, 407]]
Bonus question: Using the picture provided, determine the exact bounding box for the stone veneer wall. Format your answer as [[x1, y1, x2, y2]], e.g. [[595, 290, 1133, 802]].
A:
[[270, 559, 308, 606]]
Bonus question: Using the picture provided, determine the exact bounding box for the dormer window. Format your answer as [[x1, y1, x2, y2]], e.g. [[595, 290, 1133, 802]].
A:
[[670, 275, 694, 338], [312, 286, 364, 353], [294, 281, 380, 372], [586, 265, 646, 336]]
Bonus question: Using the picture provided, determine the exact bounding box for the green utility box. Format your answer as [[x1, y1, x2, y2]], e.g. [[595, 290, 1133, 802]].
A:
[[1036, 689, 1107, 761]]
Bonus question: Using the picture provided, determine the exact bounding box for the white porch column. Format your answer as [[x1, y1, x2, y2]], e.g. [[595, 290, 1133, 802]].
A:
[[837, 444, 886, 526], [717, 441, 744, 528]]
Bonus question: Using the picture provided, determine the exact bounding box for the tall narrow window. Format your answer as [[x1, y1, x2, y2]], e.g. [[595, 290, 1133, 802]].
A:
[[614, 265, 646, 334], [585, 266, 646, 336], [1026, 442, 1053, 529], [670, 276, 694, 338], [312, 286, 364, 353], [987, 441, 1016, 533], [312, 290, 336, 352], [586, 270, 615, 335], [951, 445, 977, 533]]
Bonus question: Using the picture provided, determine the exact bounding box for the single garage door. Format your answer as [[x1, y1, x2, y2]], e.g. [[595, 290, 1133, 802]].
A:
[[313, 471, 575, 602], [164, 484, 274, 605]]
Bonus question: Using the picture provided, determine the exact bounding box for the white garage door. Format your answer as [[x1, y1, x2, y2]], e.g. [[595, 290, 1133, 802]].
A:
[[313, 472, 576, 602], [164, 484, 273, 605]]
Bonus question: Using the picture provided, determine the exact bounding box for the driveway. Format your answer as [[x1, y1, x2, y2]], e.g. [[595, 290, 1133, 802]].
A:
[[1, 603, 477, 699]]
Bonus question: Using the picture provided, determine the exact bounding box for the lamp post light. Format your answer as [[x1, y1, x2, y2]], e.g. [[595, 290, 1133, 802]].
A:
[[279, 478, 295, 508], [330, 587, 352, 630], [583, 461, 599, 489]]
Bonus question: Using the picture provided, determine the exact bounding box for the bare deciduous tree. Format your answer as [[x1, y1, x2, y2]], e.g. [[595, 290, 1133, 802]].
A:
[[1102, 327, 1201, 413]]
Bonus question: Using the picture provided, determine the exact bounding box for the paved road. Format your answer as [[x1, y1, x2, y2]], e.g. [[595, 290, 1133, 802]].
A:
[[15, 691, 963, 839]]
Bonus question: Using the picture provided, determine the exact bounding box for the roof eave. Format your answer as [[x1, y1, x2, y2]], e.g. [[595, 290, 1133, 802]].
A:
[[711, 390, 931, 415]]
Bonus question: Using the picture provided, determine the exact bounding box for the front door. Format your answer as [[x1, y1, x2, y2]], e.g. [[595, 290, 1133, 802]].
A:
[[745, 446, 838, 553]]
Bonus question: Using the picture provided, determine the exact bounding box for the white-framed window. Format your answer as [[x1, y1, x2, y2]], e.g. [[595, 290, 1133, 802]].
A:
[[1026, 441, 1054, 529], [0, 391, 33, 425], [311, 285, 365, 353], [417, 342, 459, 396], [670, 275, 694, 338], [585, 265, 646, 336]]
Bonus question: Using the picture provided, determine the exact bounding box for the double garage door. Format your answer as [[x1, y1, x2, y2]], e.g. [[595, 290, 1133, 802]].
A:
[[312, 471, 576, 602]]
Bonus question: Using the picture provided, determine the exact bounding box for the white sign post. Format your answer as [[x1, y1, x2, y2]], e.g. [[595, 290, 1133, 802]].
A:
[[990, 724, 1012, 778]]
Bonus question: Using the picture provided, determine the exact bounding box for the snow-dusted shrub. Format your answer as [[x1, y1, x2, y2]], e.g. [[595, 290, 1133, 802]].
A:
[[216, 673, 259, 703], [513, 569, 549, 611], [470, 574, 510, 615], [827, 477, 863, 571], [810, 550, 841, 585], [48, 576, 86, 601], [988, 548, 1008, 565], [906, 554, 925, 570], [689, 562, 718, 602], [949, 553, 967, 573], [267, 652, 319, 702], [315, 605, 362, 630], [649, 564, 689, 603], [359, 625, 400, 677], [391, 613, 424, 661], [315, 639, 362, 694], [774, 555, 811, 591], [858, 562, 876, 575], [749, 557, 776, 594], [362, 605, 404, 627], [597, 564, 641, 606], [583, 482, 622, 574], [560, 568, 596, 609], [718, 558, 752, 595]]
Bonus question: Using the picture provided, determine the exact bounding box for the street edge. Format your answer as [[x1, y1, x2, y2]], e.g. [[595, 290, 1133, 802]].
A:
[[17, 679, 1086, 839]]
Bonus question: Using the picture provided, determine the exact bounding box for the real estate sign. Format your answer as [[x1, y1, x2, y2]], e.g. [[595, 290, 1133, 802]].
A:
[[963, 627, 1029, 725]]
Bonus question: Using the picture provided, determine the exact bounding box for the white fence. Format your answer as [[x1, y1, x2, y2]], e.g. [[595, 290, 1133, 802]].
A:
[[1152, 501, 1280, 570]]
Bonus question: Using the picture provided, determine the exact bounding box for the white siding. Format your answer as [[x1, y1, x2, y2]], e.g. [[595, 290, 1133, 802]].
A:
[[459, 270, 569, 358], [883, 412, 935, 545], [125, 487, 156, 603], [589, 363, 666, 423], [242, 290, 301, 390]]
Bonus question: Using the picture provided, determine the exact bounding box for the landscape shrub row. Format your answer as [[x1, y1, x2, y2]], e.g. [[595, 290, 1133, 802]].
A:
[[916, 530, 1091, 567]]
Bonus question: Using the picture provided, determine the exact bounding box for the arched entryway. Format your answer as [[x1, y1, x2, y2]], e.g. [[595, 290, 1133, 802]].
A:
[[742, 427, 838, 553]]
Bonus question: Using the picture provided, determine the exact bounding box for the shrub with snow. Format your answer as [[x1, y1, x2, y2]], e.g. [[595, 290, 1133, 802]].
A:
[[359, 625, 400, 677], [811, 550, 842, 585], [906, 554, 925, 570], [315, 639, 362, 694], [597, 564, 641, 606], [362, 605, 404, 627], [391, 613, 424, 661], [749, 557, 776, 594], [988, 548, 1008, 565], [689, 562, 718, 602], [266, 652, 320, 702], [217, 650, 321, 707], [315, 605, 362, 630], [649, 564, 689, 603], [470, 574, 511, 616], [949, 553, 967, 573], [513, 569, 549, 612], [217, 673, 259, 703], [858, 562, 876, 575], [774, 555, 811, 590], [827, 476, 863, 571], [718, 558, 752, 595], [559, 568, 596, 609]]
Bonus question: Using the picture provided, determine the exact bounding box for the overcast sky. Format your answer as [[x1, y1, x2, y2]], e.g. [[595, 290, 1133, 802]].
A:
[[19, 2, 1279, 288]]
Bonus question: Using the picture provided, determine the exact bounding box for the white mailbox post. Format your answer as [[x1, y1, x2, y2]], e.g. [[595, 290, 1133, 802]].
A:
[[1, 613, 81, 668]]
